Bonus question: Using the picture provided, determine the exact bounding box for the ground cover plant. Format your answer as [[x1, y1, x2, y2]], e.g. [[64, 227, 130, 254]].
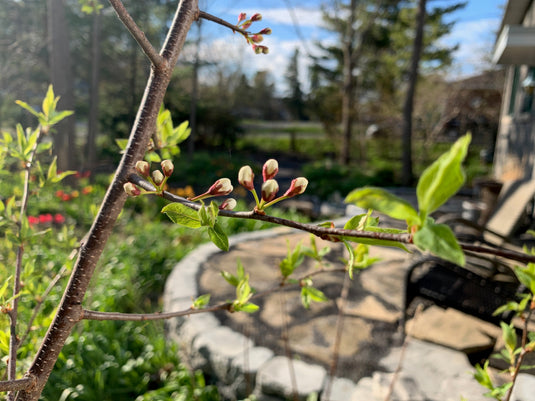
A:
[[1, 2, 534, 401]]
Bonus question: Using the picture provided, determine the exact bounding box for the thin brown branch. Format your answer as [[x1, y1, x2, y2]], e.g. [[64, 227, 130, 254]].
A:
[[108, 0, 166, 68], [198, 10, 250, 36], [128, 174, 535, 265], [0, 377, 35, 393], [82, 303, 231, 321]]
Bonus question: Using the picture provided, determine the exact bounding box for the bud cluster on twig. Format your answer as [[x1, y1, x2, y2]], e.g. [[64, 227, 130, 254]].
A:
[[235, 12, 271, 54]]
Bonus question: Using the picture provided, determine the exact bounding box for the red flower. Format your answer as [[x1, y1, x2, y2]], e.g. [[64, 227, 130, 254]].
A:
[[53, 214, 66, 224], [39, 214, 53, 224], [62, 194, 71, 201], [82, 186, 93, 195], [56, 190, 65, 198], [28, 216, 39, 226]]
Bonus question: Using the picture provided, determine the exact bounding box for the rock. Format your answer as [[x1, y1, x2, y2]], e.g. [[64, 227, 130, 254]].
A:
[[287, 315, 372, 365], [352, 371, 426, 401], [256, 356, 326, 400], [378, 339, 488, 401], [323, 376, 357, 401], [511, 373, 535, 401], [192, 325, 253, 381], [230, 346, 274, 399], [341, 294, 401, 324], [406, 306, 500, 353]]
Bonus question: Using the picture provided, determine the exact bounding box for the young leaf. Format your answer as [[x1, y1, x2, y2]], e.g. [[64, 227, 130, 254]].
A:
[[279, 241, 304, 278], [221, 270, 239, 287], [417, 134, 471, 218], [413, 221, 465, 266], [208, 222, 229, 251], [162, 203, 201, 228], [192, 294, 211, 309], [501, 321, 517, 359], [234, 302, 259, 313], [513, 263, 535, 295], [345, 187, 419, 225]]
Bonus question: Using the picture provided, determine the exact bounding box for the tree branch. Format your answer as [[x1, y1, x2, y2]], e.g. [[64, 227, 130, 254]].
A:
[[82, 303, 232, 321], [0, 377, 35, 393], [16, 1, 199, 400], [108, 0, 166, 68], [128, 174, 535, 265], [198, 10, 250, 36]]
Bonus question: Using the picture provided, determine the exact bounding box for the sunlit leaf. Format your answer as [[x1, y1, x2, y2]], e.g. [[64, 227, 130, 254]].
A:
[[161, 203, 201, 228], [413, 220, 465, 266]]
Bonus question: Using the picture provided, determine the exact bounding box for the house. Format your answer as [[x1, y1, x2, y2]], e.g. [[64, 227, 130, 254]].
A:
[[493, 0, 535, 181]]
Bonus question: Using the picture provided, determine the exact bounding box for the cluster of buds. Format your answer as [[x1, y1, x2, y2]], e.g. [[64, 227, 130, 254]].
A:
[[238, 159, 308, 214], [236, 12, 271, 54], [124, 159, 175, 197]]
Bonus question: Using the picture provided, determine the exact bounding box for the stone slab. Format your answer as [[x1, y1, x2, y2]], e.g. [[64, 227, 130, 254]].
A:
[[256, 355, 326, 401], [406, 306, 501, 353]]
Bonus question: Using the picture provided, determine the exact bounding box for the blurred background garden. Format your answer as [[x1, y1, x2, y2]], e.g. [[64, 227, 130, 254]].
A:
[[0, 0, 507, 399]]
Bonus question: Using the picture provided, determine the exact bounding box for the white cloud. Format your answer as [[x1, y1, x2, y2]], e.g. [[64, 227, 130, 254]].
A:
[[232, 7, 325, 28], [441, 18, 501, 77]]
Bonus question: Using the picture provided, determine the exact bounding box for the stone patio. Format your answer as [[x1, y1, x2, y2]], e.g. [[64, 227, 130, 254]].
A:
[[162, 214, 535, 400]]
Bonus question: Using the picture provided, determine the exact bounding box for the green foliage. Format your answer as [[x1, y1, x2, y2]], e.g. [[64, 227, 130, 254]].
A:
[[345, 134, 471, 265], [279, 240, 305, 278]]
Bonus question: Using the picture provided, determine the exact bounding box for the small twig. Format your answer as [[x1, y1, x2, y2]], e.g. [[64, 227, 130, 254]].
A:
[[0, 377, 35, 393], [198, 10, 250, 36], [82, 303, 232, 321], [108, 0, 166, 68], [504, 306, 534, 401]]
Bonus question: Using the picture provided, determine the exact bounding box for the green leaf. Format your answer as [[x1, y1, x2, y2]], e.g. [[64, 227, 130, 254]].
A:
[[413, 221, 465, 266], [345, 187, 419, 225], [47, 110, 74, 126], [501, 321, 517, 358], [144, 151, 161, 163], [514, 264, 535, 295], [234, 302, 259, 313], [208, 222, 229, 251], [15, 100, 41, 119], [115, 138, 129, 151], [221, 270, 239, 287], [193, 294, 211, 309], [161, 203, 201, 228], [343, 240, 356, 279], [42, 84, 57, 118], [417, 134, 471, 217], [0, 277, 12, 300], [473, 361, 494, 390], [279, 241, 304, 278]]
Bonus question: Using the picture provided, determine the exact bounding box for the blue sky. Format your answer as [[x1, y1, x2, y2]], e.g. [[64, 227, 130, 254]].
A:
[[191, 0, 507, 93]]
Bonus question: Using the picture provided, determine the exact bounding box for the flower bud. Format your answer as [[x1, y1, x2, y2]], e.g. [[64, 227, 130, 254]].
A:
[[220, 198, 237, 211], [161, 159, 174, 177], [135, 160, 150, 177], [124, 182, 141, 197], [252, 44, 262, 54], [251, 13, 262, 21], [283, 177, 308, 197], [261, 46, 269, 54], [251, 34, 263, 43], [261, 179, 279, 202], [238, 12, 246, 23], [152, 170, 164, 185], [262, 159, 279, 181], [238, 165, 255, 191], [242, 21, 252, 30], [259, 27, 272, 35], [208, 178, 233, 196]]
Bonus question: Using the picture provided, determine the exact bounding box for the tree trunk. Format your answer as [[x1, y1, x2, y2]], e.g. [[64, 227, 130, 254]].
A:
[[47, 0, 76, 171], [85, 10, 101, 173], [339, 0, 357, 166], [401, 0, 426, 186], [188, 20, 202, 156]]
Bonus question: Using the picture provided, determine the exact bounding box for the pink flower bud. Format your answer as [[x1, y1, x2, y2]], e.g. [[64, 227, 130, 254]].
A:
[[251, 34, 263, 43], [135, 160, 150, 177], [238, 165, 255, 191], [252, 44, 262, 54], [152, 170, 164, 185], [208, 178, 233, 196], [220, 198, 237, 211], [262, 159, 279, 181], [238, 12, 246, 23], [283, 177, 308, 197], [242, 21, 252, 30], [259, 27, 272, 35], [251, 13, 262, 21], [161, 160, 174, 177], [124, 182, 141, 197], [261, 179, 279, 202], [261, 46, 269, 54]]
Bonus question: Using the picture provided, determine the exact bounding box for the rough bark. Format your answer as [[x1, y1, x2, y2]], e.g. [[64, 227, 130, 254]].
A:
[[16, 1, 199, 399]]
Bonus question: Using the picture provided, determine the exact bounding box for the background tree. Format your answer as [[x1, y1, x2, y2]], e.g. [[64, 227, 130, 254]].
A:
[[284, 48, 307, 120]]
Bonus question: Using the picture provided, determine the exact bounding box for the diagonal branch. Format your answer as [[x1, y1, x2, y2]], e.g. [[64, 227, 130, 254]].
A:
[[16, 1, 199, 400], [108, 0, 166, 68], [198, 10, 250, 36]]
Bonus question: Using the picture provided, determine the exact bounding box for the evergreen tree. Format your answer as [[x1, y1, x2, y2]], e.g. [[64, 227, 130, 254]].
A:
[[285, 48, 307, 120]]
